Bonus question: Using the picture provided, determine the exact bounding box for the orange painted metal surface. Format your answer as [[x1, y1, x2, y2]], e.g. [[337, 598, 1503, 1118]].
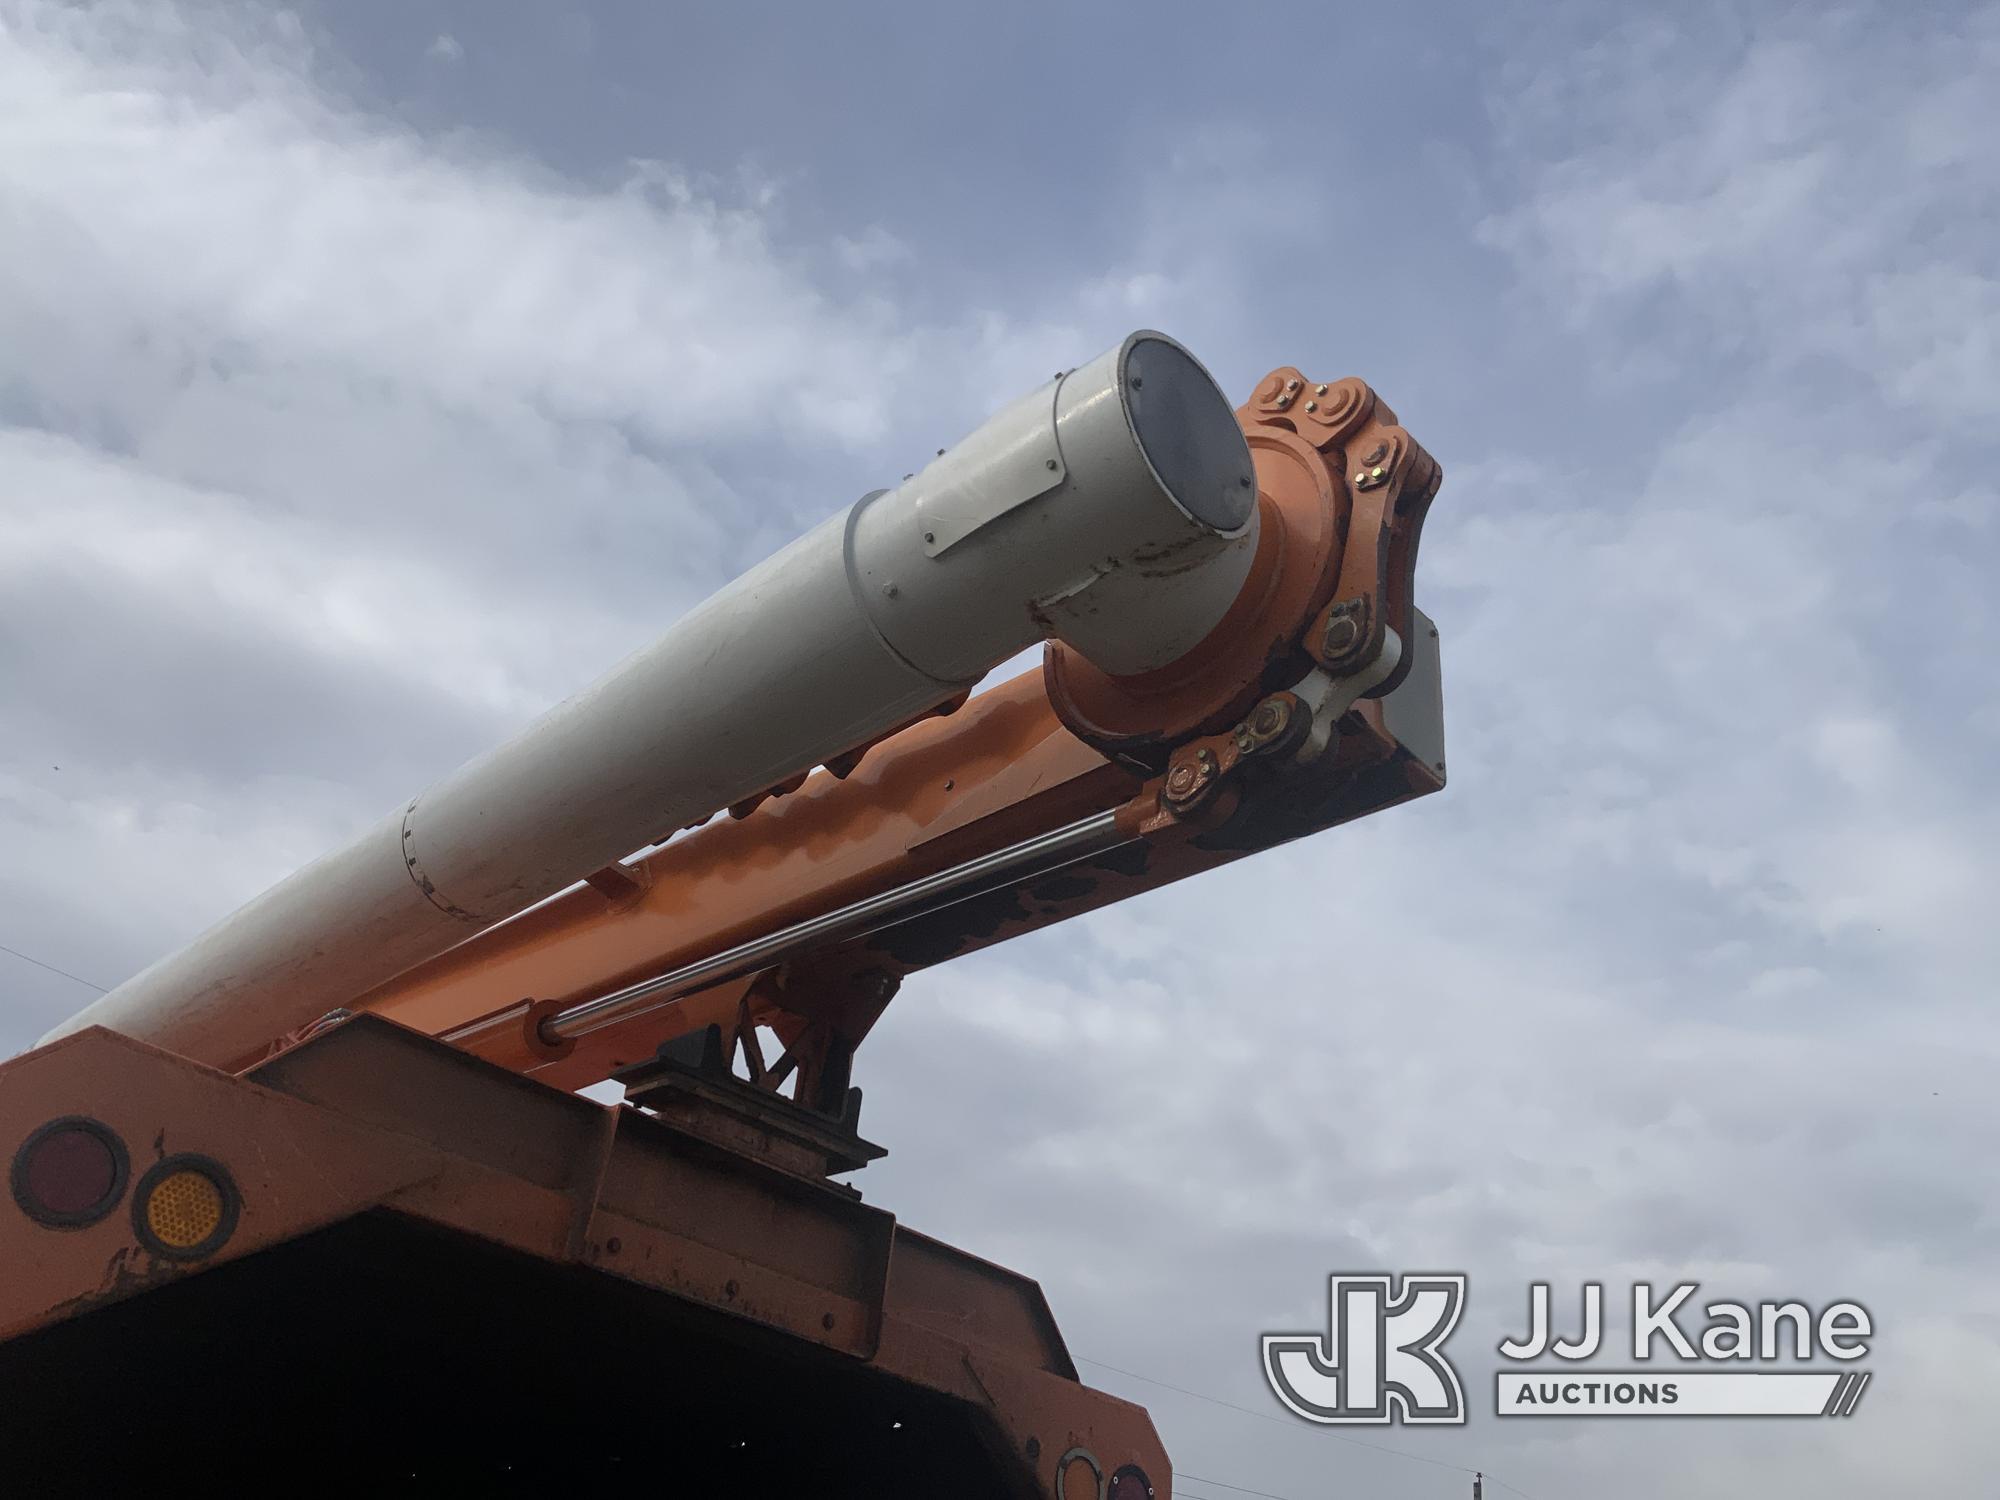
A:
[[0, 358, 1445, 1491], [1046, 371, 1440, 752], [0, 1017, 1170, 1493], [346, 671, 1138, 1085], [332, 366, 1443, 1097]]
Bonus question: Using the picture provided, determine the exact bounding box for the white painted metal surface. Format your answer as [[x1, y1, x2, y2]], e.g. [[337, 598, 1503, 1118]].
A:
[[42, 331, 1257, 1064]]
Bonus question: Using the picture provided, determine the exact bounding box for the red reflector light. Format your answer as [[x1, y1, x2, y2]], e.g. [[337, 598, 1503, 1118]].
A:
[[11, 1117, 129, 1228], [1109, 1465, 1155, 1500]]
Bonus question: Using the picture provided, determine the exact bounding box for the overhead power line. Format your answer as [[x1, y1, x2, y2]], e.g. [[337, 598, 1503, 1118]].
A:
[[0, 941, 108, 994]]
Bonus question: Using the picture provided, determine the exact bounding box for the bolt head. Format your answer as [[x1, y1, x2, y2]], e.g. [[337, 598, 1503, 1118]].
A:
[[1045, 457, 1059, 470], [1324, 616, 1361, 654], [1305, 400, 1318, 412], [1315, 384, 1328, 396]]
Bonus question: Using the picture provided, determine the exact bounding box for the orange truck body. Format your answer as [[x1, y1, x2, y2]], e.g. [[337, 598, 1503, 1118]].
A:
[[0, 365, 1445, 1496]]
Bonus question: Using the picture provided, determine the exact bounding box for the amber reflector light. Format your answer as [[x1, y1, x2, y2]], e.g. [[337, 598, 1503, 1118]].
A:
[[133, 1155, 239, 1260]]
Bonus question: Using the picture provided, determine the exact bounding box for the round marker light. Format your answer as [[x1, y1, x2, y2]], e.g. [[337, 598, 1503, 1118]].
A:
[[11, 1116, 129, 1228], [133, 1155, 239, 1260], [1108, 1465, 1155, 1500]]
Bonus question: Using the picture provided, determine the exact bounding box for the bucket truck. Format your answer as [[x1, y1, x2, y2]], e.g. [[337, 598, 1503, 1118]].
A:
[[0, 332, 1445, 1496]]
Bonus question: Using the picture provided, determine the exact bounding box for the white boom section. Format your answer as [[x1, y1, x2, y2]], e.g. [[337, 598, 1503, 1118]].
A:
[[44, 332, 1258, 1065]]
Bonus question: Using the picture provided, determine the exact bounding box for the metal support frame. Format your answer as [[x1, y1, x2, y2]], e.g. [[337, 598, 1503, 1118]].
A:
[[0, 1019, 1170, 1496]]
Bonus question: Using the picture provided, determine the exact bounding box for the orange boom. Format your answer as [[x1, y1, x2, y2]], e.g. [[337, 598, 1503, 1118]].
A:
[[3, 336, 1444, 1495]]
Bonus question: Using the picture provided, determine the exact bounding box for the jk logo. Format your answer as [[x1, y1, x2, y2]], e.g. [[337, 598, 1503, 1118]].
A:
[[1263, 1273, 1468, 1425]]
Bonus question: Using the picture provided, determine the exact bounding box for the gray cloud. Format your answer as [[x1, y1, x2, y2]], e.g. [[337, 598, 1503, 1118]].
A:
[[3, 2, 1996, 1497]]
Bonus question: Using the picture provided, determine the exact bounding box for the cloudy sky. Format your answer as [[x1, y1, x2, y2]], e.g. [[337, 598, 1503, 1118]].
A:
[[3, 1, 1996, 1494]]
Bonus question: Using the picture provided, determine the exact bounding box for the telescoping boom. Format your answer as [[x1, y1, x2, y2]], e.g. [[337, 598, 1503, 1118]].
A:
[[45, 333, 1268, 1069], [6, 329, 1446, 1493]]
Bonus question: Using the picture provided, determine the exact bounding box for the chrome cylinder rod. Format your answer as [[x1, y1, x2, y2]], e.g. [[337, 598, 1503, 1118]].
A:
[[499, 809, 1129, 1047]]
